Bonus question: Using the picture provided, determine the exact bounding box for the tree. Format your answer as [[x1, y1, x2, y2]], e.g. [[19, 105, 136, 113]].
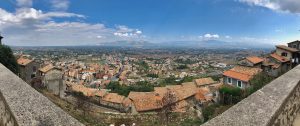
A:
[[158, 89, 178, 126], [219, 86, 242, 105], [247, 72, 274, 96], [0, 45, 19, 74]]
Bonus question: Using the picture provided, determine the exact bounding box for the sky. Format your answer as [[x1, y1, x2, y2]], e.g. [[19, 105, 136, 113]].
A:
[[0, 0, 300, 46]]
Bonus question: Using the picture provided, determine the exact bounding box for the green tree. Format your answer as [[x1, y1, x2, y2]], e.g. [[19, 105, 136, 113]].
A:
[[247, 73, 274, 95], [0, 45, 19, 74], [202, 104, 220, 122]]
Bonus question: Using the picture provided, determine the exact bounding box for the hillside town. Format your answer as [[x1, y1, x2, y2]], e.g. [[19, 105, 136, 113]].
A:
[[6, 30, 299, 124]]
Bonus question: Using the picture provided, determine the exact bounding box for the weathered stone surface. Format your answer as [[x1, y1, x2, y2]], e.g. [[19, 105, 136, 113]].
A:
[[0, 64, 84, 126], [202, 65, 300, 126]]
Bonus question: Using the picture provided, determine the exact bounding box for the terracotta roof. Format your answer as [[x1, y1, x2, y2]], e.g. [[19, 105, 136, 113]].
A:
[[276, 45, 299, 52], [128, 92, 162, 112], [270, 53, 289, 63], [272, 64, 281, 69], [223, 66, 262, 82], [246, 56, 264, 64], [129, 82, 198, 112], [165, 82, 197, 101], [102, 93, 125, 104], [71, 84, 97, 97], [194, 77, 216, 86], [122, 98, 132, 107], [173, 100, 188, 112], [195, 87, 210, 101], [17, 57, 33, 66], [230, 66, 262, 76], [39, 64, 54, 73], [94, 89, 107, 97]]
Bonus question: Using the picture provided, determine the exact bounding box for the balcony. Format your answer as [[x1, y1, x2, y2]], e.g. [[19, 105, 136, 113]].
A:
[[0, 63, 83, 126]]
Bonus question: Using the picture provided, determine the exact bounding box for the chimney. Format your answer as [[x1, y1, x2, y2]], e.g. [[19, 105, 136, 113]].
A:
[[0, 34, 3, 45]]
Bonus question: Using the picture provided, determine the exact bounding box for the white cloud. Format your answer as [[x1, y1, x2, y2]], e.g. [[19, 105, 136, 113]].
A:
[[239, 0, 300, 13], [225, 35, 232, 39], [0, 8, 84, 24], [50, 0, 70, 11], [204, 33, 220, 39], [0, 6, 142, 46], [113, 25, 143, 38]]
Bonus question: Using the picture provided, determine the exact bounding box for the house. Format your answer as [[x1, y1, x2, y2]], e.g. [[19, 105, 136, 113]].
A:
[[194, 77, 218, 87], [128, 92, 162, 114], [288, 40, 300, 50], [238, 56, 264, 68], [17, 57, 39, 84], [39, 64, 54, 76], [101, 93, 126, 111], [44, 69, 65, 98], [223, 66, 262, 89], [264, 53, 291, 77], [275, 45, 299, 68]]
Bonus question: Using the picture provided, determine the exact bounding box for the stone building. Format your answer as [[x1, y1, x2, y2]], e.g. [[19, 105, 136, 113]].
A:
[[238, 56, 264, 68], [44, 68, 65, 98], [17, 57, 39, 84]]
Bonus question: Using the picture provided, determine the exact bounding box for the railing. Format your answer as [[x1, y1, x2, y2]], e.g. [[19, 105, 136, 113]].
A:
[[0, 63, 84, 126], [202, 65, 300, 126]]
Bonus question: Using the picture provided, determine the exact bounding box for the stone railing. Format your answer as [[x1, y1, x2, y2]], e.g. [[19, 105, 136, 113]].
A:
[[202, 65, 300, 126], [0, 63, 84, 126]]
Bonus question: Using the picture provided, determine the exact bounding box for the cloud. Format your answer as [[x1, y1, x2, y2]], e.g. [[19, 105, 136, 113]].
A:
[[0, 8, 84, 24], [225, 35, 232, 39], [113, 25, 143, 38], [16, 0, 33, 7], [50, 0, 70, 11], [239, 0, 300, 13], [204, 33, 219, 39], [0, 6, 142, 46]]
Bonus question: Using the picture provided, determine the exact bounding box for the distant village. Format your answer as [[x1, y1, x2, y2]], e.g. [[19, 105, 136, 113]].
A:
[[11, 33, 300, 118]]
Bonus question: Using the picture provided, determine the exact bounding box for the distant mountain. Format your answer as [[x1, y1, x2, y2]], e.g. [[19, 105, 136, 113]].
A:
[[96, 40, 273, 49], [97, 40, 153, 47], [158, 40, 273, 49]]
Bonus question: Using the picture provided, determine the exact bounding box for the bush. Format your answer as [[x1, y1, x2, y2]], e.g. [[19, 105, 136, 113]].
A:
[[0, 45, 19, 74], [202, 104, 220, 122], [106, 81, 154, 96], [219, 86, 243, 104], [180, 118, 203, 126]]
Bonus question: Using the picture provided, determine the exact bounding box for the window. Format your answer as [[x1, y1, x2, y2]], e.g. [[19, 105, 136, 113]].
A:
[[32, 66, 37, 72], [293, 44, 297, 48], [281, 52, 287, 57], [227, 77, 232, 84], [237, 81, 242, 88], [31, 74, 35, 79]]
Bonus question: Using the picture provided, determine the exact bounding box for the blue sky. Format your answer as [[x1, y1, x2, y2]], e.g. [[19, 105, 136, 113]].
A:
[[0, 0, 300, 46]]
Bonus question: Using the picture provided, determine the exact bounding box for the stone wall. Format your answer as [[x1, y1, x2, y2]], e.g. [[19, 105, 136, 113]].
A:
[[0, 63, 84, 126], [202, 65, 300, 126]]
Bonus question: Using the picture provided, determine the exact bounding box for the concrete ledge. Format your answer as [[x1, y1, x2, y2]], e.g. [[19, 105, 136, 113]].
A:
[[0, 64, 84, 126], [202, 65, 300, 126]]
